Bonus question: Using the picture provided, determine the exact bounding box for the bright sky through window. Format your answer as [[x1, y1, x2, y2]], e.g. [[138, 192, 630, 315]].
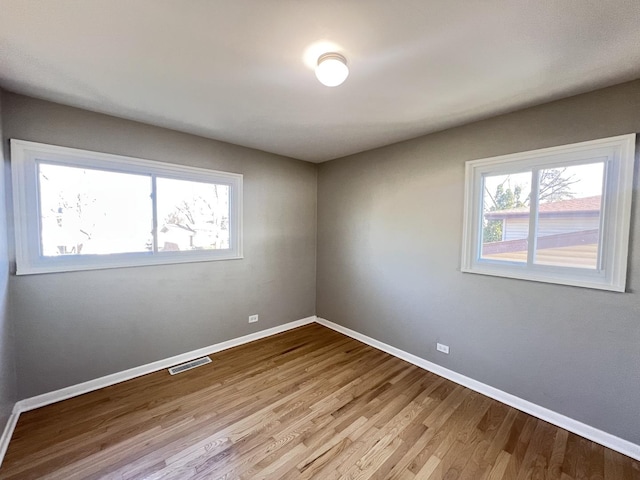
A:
[[156, 177, 230, 252], [38, 164, 233, 257], [39, 164, 152, 256]]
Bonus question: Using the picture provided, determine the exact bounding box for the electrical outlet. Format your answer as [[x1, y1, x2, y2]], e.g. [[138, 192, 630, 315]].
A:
[[248, 314, 259, 324], [436, 343, 449, 354]]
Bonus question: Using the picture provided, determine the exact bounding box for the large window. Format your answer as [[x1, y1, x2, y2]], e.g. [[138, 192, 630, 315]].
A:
[[11, 140, 243, 274], [461, 135, 635, 291]]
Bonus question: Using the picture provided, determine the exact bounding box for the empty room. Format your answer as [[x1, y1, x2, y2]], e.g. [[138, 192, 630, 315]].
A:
[[0, 1, 639, 479]]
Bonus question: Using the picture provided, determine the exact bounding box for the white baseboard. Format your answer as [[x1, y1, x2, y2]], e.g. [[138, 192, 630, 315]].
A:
[[315, 317, 640, 462], [14, 316, 316, 414], [0, 412, 19, 468]]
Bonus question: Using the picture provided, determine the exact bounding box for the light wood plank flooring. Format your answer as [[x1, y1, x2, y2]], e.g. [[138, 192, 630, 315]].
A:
[[1, 324, 638, 479]]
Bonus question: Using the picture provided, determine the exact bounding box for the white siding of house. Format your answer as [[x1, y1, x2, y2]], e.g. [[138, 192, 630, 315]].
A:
[[503, 217, 529, 240], [504, 214, 599, 240], [537, 216, 600, 236]]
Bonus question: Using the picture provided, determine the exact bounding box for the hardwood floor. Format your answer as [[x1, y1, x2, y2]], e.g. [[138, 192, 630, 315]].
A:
[[1, 324, 638, 479]]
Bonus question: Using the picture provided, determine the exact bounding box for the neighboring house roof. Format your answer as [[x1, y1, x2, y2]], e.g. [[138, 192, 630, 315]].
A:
[[485, 195, 601, 219]]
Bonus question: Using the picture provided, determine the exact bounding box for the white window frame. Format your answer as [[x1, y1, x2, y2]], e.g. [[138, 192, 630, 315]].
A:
[[461, 134, 636, 292], [11, 139, 243, 275]]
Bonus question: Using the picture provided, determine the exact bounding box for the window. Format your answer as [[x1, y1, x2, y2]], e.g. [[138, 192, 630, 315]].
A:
[[461, 135, 635, 292], [11, 140, 243, 274]]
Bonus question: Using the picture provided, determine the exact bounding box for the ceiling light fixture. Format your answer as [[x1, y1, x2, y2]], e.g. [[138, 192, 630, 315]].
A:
[[315, 52, 349, 87]]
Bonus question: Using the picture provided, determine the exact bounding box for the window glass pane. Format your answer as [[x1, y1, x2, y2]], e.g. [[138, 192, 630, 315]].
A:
[[534, 163, 604, 269], [481, 172, 531, 263], [156, 178, 230, 252], [38, 163, 153, 256]]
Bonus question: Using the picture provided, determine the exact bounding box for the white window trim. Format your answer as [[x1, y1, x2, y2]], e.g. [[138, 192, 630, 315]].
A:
[[11, 139, 243, 275], [461, 134, 636, 292]]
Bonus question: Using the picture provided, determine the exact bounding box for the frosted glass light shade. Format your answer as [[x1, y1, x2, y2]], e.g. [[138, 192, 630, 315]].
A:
[[315, 53, 349, 87]]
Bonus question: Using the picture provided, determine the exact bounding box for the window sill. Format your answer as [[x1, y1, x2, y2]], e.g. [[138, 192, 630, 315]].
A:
[[15, 252, 244, 275], [461, 264, 624, 292]]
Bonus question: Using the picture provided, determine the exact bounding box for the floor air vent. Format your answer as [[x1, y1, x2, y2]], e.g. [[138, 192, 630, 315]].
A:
[[168, 356, 212, 375]]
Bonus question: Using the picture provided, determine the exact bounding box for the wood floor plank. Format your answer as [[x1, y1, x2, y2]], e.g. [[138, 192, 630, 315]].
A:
[[1, 323, 638, 479], [549, 429, 570, 480], [485, 450, 511, 480], [515, 420, 557, 479]]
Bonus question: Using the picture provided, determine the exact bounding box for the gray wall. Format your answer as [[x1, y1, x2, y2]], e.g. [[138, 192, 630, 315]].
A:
[[0, 92, 17, 431], [317, 80, 640, 444], [2, 92, 317, 399]]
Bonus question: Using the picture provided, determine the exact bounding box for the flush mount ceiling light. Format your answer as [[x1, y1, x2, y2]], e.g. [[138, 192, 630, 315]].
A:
[[315, 52, 349, 87]]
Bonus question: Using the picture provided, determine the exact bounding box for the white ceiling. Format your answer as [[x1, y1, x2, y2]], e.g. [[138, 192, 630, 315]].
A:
[[1, 1, 639, 163]]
